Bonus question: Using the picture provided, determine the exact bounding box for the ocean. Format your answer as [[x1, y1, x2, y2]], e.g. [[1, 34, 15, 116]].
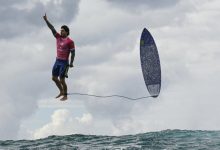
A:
[[0, 130, 220, 150]]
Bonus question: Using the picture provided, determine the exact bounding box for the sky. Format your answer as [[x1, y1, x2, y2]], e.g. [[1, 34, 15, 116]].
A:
[[0, 0, 220, 140]]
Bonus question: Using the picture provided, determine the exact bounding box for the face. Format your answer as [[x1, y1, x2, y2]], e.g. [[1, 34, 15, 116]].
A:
[[60, 28, 68, 37]]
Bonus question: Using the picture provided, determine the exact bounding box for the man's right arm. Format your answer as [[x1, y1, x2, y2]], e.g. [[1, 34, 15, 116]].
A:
[[43, 13, 57, 37]]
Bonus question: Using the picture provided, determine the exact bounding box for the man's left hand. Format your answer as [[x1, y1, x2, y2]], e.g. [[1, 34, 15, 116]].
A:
[[69, 63, 74, 68]]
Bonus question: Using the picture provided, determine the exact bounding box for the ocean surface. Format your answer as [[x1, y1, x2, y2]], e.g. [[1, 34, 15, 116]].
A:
[[0, 130, 220, 150]]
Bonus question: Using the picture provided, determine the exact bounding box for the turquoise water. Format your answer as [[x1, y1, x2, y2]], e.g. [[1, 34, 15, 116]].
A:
[[1, 130, 220, 149]]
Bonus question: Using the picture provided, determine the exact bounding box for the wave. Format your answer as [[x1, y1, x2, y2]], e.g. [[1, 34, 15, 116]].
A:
[[1, 130, 220, 149]]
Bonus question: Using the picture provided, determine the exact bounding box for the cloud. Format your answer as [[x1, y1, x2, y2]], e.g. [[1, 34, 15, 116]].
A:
[[107, 0, 180, 9], [0, 0, 80, 39], [1, 0, 220, 140], [0, 0, 80, 140], [76, 113, 93, 124], [32, 109, 93, 139], [0, 92, 37, 140], [71, 0, 220, 135]]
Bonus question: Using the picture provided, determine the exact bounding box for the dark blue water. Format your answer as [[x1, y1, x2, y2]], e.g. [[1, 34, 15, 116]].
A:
[[1, 130, 220, 149]]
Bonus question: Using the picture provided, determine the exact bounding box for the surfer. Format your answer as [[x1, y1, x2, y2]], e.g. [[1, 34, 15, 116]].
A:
[[43, 13, 75, 101]]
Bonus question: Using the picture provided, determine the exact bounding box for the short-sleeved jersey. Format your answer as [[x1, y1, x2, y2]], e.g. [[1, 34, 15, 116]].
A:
[[55, 33, 75, 61]]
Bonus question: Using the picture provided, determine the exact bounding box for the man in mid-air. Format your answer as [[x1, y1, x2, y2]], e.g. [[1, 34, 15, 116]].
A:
[[43, 13, 75, 101]]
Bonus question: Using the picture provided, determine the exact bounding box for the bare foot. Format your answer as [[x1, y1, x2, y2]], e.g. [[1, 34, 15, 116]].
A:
[[55, 93, 63, 99], [60, 95, 68, 101]]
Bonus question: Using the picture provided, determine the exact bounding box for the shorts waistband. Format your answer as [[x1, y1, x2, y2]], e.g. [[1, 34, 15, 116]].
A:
[[56, 58, 68, 63]]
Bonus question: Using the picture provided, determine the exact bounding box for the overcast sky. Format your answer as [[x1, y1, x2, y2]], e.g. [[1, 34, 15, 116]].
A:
[[0, 0, 220, 140]]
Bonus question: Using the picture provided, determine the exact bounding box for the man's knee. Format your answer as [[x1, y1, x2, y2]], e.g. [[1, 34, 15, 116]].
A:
[[60, 78, 66, 84], [52, 76, 59, 82]]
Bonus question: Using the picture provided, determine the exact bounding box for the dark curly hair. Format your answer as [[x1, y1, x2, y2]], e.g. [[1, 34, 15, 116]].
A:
[[61, 25, 69, 36]]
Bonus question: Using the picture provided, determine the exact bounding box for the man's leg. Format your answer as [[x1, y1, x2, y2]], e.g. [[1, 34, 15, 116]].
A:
[[60, 77, 68, 101], [52, 76, 64, 98]]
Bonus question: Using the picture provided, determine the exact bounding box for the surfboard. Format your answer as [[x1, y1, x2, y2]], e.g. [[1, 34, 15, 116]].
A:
[[140, 28, 161, 97]]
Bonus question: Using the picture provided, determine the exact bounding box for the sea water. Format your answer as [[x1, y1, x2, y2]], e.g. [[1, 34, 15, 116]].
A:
[[0, 130, 220, 150]]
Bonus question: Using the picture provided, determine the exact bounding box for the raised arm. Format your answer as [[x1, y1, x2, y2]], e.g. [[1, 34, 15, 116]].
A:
[[43, 13, 57, 37]]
